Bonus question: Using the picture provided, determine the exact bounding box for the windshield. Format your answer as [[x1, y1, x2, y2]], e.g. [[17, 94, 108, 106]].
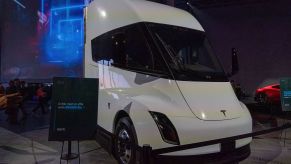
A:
[[147, 23, 228, 82]]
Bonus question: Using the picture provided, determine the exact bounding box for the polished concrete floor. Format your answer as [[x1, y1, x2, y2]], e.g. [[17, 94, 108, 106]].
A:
[[1, 100, 291, 164]]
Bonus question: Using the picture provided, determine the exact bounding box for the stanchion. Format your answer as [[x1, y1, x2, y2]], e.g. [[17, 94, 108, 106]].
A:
[[141, 144, 153, 164], [60, 140, 80, 164], [280, 114, 288, 147]]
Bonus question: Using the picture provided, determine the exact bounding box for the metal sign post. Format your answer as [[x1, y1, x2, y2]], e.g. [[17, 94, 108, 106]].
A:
[[49, 77, 99, 164], [60, 140, 80, 164]]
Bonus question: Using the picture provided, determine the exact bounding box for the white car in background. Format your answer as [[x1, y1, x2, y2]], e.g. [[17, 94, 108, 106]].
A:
[[84, 0, 252, 163]]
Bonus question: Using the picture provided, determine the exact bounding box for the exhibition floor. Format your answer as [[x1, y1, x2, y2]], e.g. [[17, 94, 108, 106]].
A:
[[0, 101, 291, 164], [0, 101, 116, 164]]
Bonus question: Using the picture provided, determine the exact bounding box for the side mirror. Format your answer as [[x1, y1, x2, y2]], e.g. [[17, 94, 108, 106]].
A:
[[231, 48, 239, 76]]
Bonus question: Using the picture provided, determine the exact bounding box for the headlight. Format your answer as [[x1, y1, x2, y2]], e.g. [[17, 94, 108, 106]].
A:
[[149, 111, 180, 145]]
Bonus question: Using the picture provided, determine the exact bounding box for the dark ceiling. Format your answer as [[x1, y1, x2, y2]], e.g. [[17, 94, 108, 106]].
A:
[[0, 0, 3, 55], [150, 0, 291, 93], [0, 1, 3, 24], [187, 0, 273, 8], [151, 0, 274, 9]]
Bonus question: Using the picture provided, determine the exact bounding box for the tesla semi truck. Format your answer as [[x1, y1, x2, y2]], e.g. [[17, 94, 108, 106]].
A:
[[84, 0, 252, 163]]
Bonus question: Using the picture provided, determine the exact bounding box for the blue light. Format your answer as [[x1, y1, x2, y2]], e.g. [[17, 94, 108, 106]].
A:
[[49, 4, 84, 35], [41, 0, 44, 16], [57, 18, 83, 33], [44, 2, 85, 65], [48, 60, 64, 63], [50, 5, 85, 11]]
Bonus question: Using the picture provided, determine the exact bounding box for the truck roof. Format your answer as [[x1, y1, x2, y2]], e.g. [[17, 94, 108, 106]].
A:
[[86, 0, 204, 41]]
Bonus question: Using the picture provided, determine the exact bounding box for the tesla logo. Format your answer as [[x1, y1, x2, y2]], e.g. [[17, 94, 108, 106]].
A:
[[220, 110, 227, 117]]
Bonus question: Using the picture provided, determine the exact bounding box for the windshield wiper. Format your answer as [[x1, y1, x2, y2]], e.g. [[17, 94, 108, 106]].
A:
[[154, 33, 185, 70], [167, 45, 186, 70]]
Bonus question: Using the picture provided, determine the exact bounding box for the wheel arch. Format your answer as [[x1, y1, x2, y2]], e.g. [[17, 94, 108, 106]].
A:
[[113, 110, 130, 132], [113, 110, 139, 146]]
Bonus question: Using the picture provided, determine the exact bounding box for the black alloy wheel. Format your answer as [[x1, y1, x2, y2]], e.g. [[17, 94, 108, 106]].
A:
[[114, 117, 137, 164]]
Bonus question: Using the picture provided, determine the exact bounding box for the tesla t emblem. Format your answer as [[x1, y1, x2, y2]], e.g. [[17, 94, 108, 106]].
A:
[[220, 110, 227, 117]]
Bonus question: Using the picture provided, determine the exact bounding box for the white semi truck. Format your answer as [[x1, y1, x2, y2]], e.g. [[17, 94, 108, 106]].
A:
[[84, 0, 252, 163]]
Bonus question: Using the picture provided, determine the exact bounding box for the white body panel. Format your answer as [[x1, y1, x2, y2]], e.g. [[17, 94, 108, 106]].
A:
[[84, 0, 252, 156], [177, 81, 246, 120]]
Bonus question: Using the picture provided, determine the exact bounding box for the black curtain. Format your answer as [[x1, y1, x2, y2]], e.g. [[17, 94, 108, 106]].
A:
[[0, 0, 3, 79]]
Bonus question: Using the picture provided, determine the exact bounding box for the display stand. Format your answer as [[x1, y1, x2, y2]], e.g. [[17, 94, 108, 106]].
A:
[[49, 77, 99, 164], [141, 145, 154, 164], [267, 102, 276, 124], [60, 140, 80, 164], [280, 115, 288, 147]]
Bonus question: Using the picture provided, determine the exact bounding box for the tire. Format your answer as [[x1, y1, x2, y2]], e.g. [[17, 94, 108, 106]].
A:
[[257, 93, 269, 105], [114, 117, 137, 164]]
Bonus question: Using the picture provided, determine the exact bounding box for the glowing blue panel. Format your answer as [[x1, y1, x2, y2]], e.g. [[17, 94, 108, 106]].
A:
[[44, 2, 85, 65], [51, 5, 85, 11]]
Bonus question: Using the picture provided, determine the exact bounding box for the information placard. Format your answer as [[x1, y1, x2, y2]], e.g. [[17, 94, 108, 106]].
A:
[[49, 77, 98, 141], [280, 78, 291, 112]]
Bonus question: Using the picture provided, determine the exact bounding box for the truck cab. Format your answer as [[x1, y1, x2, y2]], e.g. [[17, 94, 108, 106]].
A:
[[84, 0, 252, 163]]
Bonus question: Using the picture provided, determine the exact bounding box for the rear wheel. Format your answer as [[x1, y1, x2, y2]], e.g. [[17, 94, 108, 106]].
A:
[[114, 117, 137, 164]]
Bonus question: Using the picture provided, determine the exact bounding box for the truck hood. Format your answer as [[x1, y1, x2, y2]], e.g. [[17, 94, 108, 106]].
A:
[[176, 81, 243, 121]]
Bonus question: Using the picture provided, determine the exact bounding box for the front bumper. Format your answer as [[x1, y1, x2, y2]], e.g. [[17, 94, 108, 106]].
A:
[[154, 144, 250, 164]]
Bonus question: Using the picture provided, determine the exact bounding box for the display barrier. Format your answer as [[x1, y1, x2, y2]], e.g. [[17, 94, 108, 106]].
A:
[[138, 123, 291, 164], [280, 78, 291, 111]]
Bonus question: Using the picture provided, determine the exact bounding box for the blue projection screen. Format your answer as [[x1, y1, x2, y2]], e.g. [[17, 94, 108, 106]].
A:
[[0, 0, 92, 81]]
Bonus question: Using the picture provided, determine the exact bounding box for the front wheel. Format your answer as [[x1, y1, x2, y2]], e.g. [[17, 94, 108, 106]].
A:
[[257, 93, 269, 105], [114, 117, 137, 164]]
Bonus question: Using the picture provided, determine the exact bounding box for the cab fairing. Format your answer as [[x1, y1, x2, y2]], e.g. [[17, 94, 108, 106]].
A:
[[86, 0, 204, 42]]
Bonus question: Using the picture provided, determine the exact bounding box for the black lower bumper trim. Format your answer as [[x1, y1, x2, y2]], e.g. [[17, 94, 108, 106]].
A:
[[153, 144, 250, 164]]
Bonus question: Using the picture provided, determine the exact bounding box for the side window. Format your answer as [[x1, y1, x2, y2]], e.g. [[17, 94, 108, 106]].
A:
[[272, 85, 280, 89], [91, 23, 169, 76], [111, 33, 127, 67], [91, 32, 113, 66]]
